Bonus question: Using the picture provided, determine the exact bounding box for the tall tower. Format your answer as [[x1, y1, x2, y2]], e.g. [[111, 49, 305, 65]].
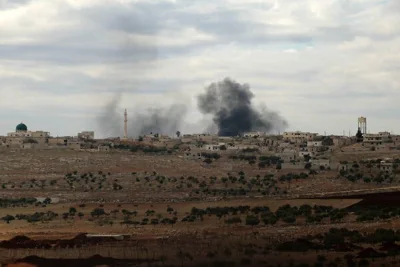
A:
[[358, 116, 367, 134], [124, 109, 128, 139]]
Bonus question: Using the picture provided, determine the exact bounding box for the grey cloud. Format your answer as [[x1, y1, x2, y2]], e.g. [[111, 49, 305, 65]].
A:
[[0, 1, 161, 66], [171, 8, 314, 45], [0, 0, 384, 68], [82, 1, 176, 35], [0, 0, 32, 10], [0, 41, 157, 65]]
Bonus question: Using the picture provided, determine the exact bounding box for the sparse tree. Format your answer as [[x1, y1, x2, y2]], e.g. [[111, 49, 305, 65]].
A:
[[276, 163, 282, 170], [2, 215, 15, 224], [356, 128, 363, 143], [69, 207, 77, 214]]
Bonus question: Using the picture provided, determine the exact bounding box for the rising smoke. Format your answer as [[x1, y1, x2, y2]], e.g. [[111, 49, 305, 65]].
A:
[[97, 94, 123, 138], [197, 77, 288, 136], [98, 77, 287, 138], [127, 104, 187, 137], [97, 94, 188, 138]]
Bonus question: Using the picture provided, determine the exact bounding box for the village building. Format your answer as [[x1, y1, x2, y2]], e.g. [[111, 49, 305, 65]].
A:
[[380, 159, 393, 174], [277, 150, 297, 163], [311, 159, 331, 169], [98, 145, 111, 152], [184, 148, 203, 160], [363, 132, 392, 146], [0, 122, 87, 150], [283, 131, 318, 143], [243, 132, 267, 138], [78, 131, 95, 140], [4, 123, 50, 148], [204, 144, 220, 151]]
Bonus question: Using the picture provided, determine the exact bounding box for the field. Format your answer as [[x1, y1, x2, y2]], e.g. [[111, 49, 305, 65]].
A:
[[1, 148, 400, 266]]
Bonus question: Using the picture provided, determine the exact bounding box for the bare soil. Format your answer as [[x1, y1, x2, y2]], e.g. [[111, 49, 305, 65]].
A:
[[0, 149, 399, 266]]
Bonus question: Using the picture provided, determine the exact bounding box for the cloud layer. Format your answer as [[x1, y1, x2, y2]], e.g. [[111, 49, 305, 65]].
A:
[[0, 0, 399, 137]]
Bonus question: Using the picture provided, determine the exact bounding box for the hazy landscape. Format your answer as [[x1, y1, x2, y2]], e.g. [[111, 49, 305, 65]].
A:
[[2, 0, 400, 266]]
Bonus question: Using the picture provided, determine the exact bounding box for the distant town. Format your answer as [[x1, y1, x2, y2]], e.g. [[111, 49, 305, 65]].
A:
[[2, 116, 398, 176]]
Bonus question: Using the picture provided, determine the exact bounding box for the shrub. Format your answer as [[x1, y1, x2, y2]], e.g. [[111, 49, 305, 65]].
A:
[[245, 215, 260, 226]]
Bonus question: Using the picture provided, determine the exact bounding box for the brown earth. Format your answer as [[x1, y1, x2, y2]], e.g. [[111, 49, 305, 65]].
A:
[[0, 148, 399, 266]]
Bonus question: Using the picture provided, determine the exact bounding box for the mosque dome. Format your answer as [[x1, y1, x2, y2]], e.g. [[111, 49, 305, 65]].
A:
[[16, 122, 28, 132]]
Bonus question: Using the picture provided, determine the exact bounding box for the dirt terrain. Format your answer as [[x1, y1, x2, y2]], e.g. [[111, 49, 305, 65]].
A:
[[1, 148, 400, 266]]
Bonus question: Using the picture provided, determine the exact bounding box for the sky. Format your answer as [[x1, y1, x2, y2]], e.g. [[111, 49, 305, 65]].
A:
[[0, 0, 399, 137]]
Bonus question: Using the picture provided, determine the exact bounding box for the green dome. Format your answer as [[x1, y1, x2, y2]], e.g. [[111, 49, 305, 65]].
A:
[[16, 123, 28, 132]]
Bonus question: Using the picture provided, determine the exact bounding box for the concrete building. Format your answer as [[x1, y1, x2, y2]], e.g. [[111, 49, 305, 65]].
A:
[[311, 159, 331, 169], [299, 151, 314, 158], [307, 141, 323, 147], [195, 134, 218, 143], [5, 123, 50, 148], [98, 145, 110, 152], [180, 134, 196, 143], [48, 137, 68, 146], [380, 160, 393, 174], [47, 136, 81, 150], [277, 150, 297, 162], [332, 136, 354, 147], [283, 131, 317, 143], [243, 132, 266, 138], [78, 131, 95, 140], [67, 141, 82, 150], [184, 149, 203, 160], [7, 123, 50, 138], [363, 132, 391, 146], [204, 144, 220, 151]]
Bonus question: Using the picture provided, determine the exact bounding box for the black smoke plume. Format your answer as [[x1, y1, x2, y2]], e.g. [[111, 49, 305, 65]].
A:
[[197, 77, 288, 136]]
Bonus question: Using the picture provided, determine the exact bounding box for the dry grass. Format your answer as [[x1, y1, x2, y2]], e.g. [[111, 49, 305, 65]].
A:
[[0, 148, 399, 265]]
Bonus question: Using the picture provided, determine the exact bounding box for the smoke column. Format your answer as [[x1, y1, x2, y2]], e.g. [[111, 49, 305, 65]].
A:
[[98, 94, 123, 138], [127, 104, 187, 137], [97, 94, 188, 138], [197, 77, 288, 136]]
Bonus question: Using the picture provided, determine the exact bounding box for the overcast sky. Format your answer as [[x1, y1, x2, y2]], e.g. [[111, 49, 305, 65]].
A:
[[0, 0, 399, 137]]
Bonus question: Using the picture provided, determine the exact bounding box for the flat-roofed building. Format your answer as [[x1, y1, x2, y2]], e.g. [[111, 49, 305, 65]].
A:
[[78, 131, 95, 140], [363, 132, 391, 146], [283, 131, 317, 143]]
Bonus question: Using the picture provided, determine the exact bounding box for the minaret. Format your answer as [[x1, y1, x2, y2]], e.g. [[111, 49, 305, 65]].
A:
[[124, 109, 128, 139]]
